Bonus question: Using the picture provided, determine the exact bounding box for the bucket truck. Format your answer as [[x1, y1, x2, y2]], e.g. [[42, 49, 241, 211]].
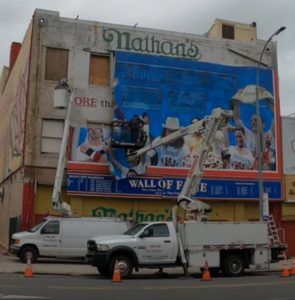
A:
[[8, 81, 133, 263], [86, 108, 287, 278], [128, 107, 232, 218]]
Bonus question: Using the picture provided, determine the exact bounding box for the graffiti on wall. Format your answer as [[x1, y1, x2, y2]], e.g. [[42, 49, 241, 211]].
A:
[[91, 206, 172, 222], [0, 24, 31, 181]]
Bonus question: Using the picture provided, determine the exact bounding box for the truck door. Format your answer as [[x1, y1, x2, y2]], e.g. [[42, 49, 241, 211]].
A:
[[137, 223, 177, 264], [39, 220, 62, 256]]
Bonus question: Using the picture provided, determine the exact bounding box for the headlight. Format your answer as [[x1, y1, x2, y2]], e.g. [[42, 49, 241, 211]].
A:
[[13, 239, 20, 245], [96, 244, 110, 252]]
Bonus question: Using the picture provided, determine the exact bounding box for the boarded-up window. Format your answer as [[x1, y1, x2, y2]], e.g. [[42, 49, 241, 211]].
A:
[[89, 54, 110, 86], [41, 120, 64, 153], [45, 48, 68, 81], [222, 24, 235, 40]]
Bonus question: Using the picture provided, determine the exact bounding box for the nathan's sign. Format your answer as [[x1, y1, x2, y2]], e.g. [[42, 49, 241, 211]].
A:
[[103, 28, 201, 59]]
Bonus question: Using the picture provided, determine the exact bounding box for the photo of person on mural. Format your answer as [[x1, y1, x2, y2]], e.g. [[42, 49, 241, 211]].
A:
[[148, 116, 191, 167], [107, 148, 147, 179], [263, 133, 276, 170], [75, 126, 109, 163], [222, 127, 255, 170], [230, 88, 275, 170]]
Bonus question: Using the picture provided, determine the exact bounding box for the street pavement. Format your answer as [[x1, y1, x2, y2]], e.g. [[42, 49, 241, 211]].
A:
[[0, 249, 289, 277]]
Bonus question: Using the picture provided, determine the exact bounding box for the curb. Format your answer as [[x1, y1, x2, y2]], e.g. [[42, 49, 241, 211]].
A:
[[13, 271, 97, 276]]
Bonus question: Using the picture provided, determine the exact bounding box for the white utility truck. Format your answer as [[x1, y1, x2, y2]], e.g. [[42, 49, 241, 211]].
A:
[[10, 81, 131, 263], [10, 216, 130, 263], [86, 108, 286, 278]]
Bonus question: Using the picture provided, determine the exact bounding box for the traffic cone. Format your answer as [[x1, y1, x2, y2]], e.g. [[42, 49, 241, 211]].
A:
[[280, 256, 290, 278], [112, 259, 122, 282], [289, 257, 295, 276], [24, 255, 33, 278], [201, 259, 212, 281]]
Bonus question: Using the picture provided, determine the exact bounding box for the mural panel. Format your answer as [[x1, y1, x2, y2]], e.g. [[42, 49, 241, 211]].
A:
[[67, 51, 281, 200]]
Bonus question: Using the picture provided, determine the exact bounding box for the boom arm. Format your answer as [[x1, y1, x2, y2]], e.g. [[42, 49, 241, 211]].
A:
[[128, 118, 207, 158], [129, 108, 233, 214], [52, 83, 74, 216], [177, 108, 232, 212]]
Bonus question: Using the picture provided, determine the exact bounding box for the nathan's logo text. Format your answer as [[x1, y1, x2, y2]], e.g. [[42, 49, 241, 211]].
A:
[[91, 206, 172, 222], [103, 28, 201, 59]]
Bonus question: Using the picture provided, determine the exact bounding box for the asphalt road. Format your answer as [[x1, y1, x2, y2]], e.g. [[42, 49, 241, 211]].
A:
[[1, 272, 295, 300]]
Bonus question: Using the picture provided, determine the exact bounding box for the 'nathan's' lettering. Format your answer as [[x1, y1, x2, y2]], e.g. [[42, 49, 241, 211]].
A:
[[103, 28, 201, 59]]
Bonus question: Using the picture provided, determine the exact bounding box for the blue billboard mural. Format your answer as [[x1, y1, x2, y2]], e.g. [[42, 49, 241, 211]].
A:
[[109, 51, 276, 174], [68, 50, 279, 200]]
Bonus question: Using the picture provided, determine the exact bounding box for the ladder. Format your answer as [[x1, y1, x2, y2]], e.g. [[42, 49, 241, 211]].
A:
[[267, 215, 281, 244]]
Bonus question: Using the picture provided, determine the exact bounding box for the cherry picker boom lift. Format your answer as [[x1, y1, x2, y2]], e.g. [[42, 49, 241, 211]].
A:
[[128, 108, 233, 217], [51, 80, 74, 216]]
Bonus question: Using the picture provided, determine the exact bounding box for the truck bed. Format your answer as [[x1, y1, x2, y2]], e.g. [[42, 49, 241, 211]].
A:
[[178, 220, 269, 250]]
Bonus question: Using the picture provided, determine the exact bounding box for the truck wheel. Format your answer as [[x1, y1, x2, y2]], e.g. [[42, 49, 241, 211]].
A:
[[97, 267, 110, 277], [108, 256, 133, 279], [222, 255, 245, 277], [19, 246, 38, 263], [209, 267, 221, 277]]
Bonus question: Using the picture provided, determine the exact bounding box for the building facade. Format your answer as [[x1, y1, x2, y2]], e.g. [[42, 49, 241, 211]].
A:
[[1, 9, 293, 254]]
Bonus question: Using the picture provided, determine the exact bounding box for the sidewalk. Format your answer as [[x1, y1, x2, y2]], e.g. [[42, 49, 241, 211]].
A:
[[0, 251, 287, 277], [0, 253, 98, 276]]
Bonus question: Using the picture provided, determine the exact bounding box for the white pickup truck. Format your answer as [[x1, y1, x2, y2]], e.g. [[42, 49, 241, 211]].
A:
[[86, 219, 286, 278]]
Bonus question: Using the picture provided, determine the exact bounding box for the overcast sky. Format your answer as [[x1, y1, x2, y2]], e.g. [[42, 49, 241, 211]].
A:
[[0, 0, 294, 115]]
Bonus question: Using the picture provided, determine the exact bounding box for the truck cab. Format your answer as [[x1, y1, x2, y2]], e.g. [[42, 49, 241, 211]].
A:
[[87, 222, 179, 278]]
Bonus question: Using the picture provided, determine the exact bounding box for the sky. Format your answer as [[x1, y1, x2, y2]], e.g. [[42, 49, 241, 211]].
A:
[[0, 0, 294, 116]]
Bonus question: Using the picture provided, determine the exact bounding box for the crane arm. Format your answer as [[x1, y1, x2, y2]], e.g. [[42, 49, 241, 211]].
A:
[[127, 117, 207, 158], [52, 82, 74, 216], [129, 108, 233, 214], [177, 108, 232, 213]]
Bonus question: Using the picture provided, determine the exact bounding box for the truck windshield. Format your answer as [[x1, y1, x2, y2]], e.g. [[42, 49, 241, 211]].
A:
[[29, 221, 47, 232], [124, 223, 147, 235]]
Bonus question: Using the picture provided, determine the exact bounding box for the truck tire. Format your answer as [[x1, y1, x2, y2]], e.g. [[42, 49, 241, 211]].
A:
[[108, 256, 133, 279], [222, 255, 245, 277], [19, 246, 38, 263], [97, 267, 110, 277], [209, 267, 221, 277]]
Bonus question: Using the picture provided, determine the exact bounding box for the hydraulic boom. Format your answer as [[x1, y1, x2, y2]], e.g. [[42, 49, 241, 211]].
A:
[[128, 108, 233, 216]]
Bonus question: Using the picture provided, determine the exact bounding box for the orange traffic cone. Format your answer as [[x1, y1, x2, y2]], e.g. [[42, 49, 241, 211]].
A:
[[280, 256, 290, 278], [201, 259, 212, 281], [112, 259, 122, 282], [289, 257, 295, 276], [24, 254, 33, 278]]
